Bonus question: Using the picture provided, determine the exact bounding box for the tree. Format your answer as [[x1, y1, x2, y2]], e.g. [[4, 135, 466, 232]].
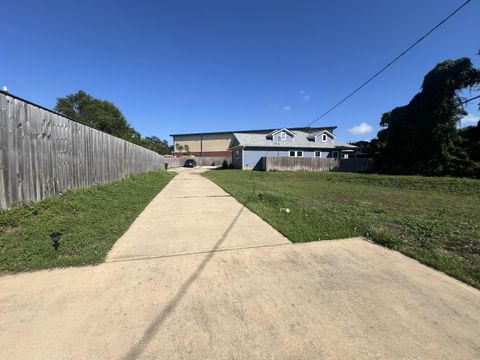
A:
[[55, 90, 140, 141], [376, 58, 480, 176], [55, 90, 170, 154], [140, 136, 170, 155], [459, 122, 480, 163], [175, 143, 185, 155], [349, 140, 378, 158]]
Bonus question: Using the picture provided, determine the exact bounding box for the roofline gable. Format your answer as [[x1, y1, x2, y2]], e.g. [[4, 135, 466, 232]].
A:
[[266, 128, 296, 138], [307, 129, 336, 140]]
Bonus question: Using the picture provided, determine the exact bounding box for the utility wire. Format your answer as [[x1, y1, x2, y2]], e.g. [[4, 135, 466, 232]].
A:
[[305, 0, 473, 128], [460, 94, 480, 105]]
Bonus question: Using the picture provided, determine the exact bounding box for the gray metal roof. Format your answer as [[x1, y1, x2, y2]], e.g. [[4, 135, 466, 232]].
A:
[[170, 126, 336, 137], [230, 130, 357, 150]]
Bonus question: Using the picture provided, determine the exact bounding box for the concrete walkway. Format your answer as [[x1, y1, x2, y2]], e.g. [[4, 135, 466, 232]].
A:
[[107, 167, 290, 262], [1, 167, 479, 359]]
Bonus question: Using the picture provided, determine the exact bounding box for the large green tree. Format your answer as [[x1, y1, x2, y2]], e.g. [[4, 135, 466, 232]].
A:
[[376, 58, 480, 176], [459, 122, 480, 163], [55, 90, 170, 155], [139, 136, 170, 155], [55, 90, 140, 141]]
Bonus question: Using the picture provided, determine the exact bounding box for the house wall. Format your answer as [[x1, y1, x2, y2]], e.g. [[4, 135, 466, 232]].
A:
[[244, 149, 288, 169], [242, 148, 339, 170], [173, 133, 233, 157]]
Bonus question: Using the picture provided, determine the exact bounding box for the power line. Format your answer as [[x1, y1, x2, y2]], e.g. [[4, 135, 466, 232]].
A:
[[305, 0, 473, 128], [460, 94, 480, 105]]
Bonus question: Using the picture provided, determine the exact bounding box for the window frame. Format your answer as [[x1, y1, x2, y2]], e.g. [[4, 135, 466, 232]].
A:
[[280, 131, 287, 141], [289, 150, 303, 157], [315, 151, 321, 157], [235, 150, 240, 159], [321, 133, 328, 142]]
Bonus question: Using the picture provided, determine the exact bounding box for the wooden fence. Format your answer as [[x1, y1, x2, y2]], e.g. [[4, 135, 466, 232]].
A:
[[0, 92, 166, 211], [262, 157, 374, 172], [166, 156, 231, 168]]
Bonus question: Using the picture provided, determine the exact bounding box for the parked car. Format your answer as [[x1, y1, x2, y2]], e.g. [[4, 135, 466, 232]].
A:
[[184, 159, 197, 168]]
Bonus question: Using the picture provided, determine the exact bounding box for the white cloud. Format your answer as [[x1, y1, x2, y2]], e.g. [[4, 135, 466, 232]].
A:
[[283, 105, 291, 111], [460, 115, 479, 126], [300, 90, 310, 102], [348, 122, 373, 135]]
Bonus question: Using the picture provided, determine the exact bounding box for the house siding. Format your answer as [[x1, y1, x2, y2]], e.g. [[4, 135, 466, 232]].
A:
[[244, 148, 288, 170], [173, 133, 233, 156], [181, 151, 231, 157]]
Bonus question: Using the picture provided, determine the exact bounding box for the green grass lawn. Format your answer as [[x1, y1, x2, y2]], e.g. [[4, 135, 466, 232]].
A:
[[205, 170, 480, 289], [0, 170, 174, 272]]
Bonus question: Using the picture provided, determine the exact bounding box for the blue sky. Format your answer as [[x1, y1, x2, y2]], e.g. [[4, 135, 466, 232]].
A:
[[2, 0, 479, 143]]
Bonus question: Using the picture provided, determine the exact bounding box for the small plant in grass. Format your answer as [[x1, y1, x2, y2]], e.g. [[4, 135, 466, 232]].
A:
[[50, 232, 62, 250]]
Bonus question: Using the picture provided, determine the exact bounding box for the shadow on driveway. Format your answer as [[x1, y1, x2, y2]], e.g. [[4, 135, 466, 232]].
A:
[[123, 207, 244, 359]]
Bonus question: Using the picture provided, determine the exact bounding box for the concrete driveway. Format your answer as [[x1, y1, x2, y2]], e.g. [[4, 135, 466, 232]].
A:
[[107, 166, 290, 262], [1, 167, 479, 359]]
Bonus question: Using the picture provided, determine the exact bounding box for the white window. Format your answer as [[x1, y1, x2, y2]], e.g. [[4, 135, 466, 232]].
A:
[[315, 151, 321, 157], [289, 150, 303, 157], [235, 150, 240, 159], [342, 153, 349, 159], [321, 134, 327, 142], [288, 150, 303, 157], [280, 131, 287, 140], [332, 151, 339, 158]]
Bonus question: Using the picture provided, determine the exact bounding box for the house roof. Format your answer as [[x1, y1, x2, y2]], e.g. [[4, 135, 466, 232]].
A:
[[230, 130, 357, 150], [307, 129, 336, 140], [266, 128, 297, 138], [170, 126, 336, 137]]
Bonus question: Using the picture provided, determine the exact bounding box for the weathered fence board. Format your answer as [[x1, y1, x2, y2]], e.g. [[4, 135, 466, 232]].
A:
[[0, 92, 166, 210], [262, 157, 374, 172], [166, 156, 231, 168]]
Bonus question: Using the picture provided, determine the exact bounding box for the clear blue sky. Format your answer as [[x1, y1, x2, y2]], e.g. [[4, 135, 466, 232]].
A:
[[2, 0, 479, 143]]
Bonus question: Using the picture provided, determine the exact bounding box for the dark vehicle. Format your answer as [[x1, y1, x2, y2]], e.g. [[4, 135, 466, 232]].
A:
[[184, 159, 197, 168]]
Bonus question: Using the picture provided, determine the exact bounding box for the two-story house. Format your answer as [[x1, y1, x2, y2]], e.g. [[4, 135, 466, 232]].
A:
[[229, 128, 357, 169]]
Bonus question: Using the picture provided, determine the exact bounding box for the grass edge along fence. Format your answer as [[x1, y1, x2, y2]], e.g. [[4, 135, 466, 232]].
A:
[[0, 91, 166, 211]]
